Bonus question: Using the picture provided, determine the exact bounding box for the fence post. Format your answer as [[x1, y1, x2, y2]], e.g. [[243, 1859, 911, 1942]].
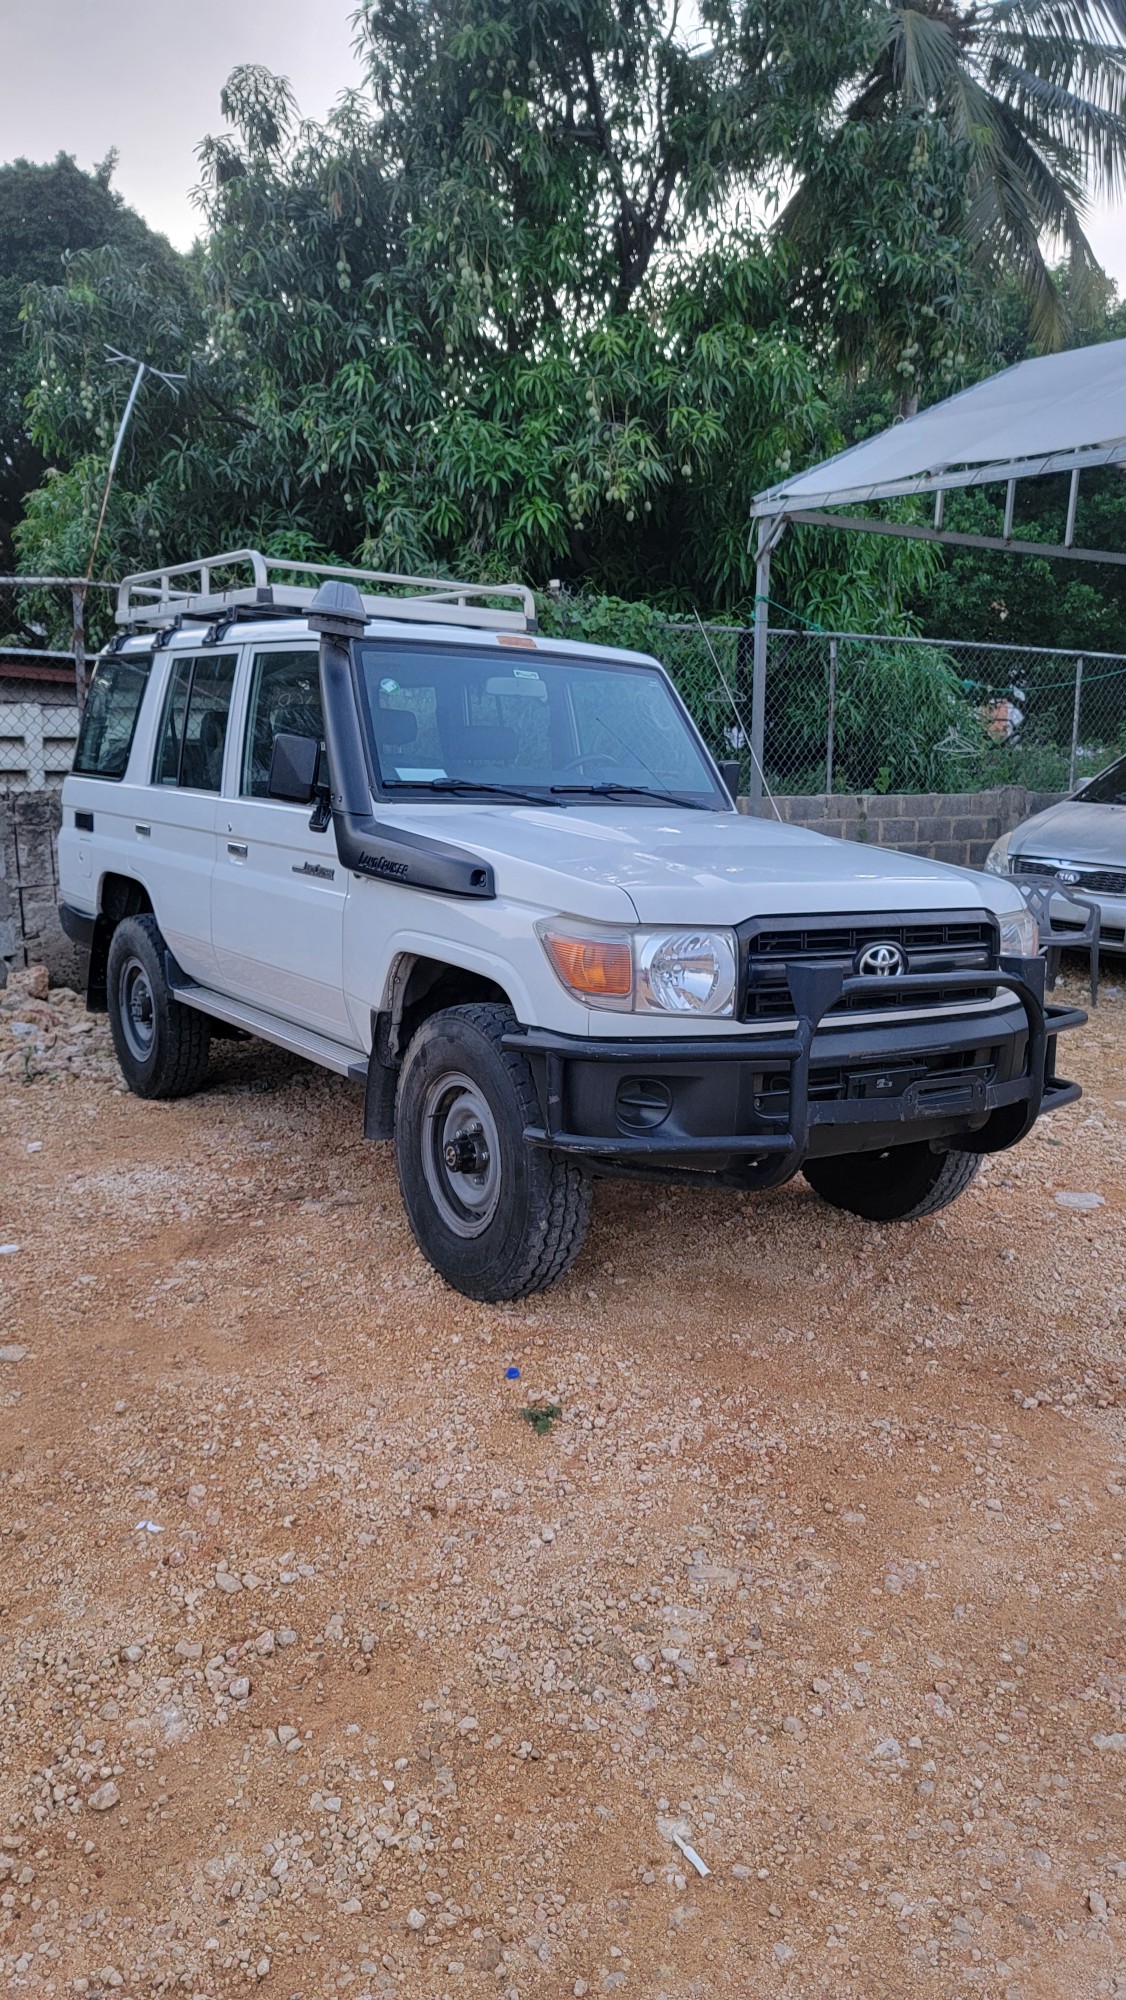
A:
[[1068, 655, 1084, 793], [749, 518, 782, 816], [71, 585, 87, 712], [825, 636, 838, 796]]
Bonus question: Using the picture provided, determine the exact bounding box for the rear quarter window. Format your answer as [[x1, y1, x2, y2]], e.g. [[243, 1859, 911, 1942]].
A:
[[72, 654, 151, 779]]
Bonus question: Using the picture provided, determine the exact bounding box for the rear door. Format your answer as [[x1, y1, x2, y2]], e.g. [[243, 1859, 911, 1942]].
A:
[[139, 648, 237, 983], [211, 643, 354, 1041]]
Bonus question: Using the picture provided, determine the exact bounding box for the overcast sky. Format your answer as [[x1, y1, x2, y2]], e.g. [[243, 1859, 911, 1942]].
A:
[[1, 0, 1124, 285]]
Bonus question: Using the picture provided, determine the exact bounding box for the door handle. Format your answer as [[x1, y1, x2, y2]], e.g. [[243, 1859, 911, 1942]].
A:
[[135, 823, 151, 837], [227, 841, 248, 858]]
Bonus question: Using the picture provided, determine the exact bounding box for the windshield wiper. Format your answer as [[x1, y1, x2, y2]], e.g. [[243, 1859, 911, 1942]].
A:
[[550, 781, 712, 810], [381, 777, 561, 806]]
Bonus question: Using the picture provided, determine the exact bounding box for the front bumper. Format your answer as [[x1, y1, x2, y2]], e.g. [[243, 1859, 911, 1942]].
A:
[[505, 956, 1086, 1189]]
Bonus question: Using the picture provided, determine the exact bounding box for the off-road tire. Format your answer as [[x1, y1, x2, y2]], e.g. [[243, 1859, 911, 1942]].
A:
[[395, 1002, 592, 1301], [803, 1141, 981, 1222], [106, 913, 211, 1099]]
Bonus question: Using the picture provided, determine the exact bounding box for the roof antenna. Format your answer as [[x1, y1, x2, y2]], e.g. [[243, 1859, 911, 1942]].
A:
[[692, 610, 781, 821]]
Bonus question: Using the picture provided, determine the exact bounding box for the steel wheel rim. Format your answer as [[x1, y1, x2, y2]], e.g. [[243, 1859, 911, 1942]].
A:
[[118, 956, 156, 1062], [421, 1071, 502, 1238]]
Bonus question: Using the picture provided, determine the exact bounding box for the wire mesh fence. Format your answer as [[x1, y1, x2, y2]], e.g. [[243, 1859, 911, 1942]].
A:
[[3, 585, 1124, 798], [549, 594, 1126, 798]]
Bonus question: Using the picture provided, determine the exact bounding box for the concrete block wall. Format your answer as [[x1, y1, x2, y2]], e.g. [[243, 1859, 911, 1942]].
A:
[[764, 785, 1063, 870], [0, 789, 84, 987]]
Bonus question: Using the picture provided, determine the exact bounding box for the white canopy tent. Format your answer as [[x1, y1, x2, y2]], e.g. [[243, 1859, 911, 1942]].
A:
[[745, 337, 1126, 810]]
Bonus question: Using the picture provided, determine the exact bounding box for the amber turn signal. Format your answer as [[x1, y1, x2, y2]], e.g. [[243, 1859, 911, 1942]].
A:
[[542, 930, 633, 998]]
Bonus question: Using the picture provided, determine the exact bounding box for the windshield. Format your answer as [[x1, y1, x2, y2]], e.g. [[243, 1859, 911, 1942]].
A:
[[1076, 753, 1126, 806], [353, 640, 726, 807]]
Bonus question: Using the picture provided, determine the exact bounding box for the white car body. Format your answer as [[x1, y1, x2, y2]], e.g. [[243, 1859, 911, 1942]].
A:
[[60, 616, 1039, 1051], [56, 560, 1085, 1298]]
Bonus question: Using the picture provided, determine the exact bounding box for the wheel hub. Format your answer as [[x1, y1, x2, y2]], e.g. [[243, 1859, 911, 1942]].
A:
[[421, 1072, 503, 1239], [118, 956, 156, 1062], [444, 1126, 490, 1176]]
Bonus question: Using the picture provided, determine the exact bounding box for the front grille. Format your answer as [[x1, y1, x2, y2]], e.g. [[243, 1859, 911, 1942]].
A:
[[1015, 857, 1126, 897], [740, 911, 998, 1021]]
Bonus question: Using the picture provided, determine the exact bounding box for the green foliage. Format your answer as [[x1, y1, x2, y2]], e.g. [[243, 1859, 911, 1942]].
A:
[[7, 0, 1126, 665], [518, 1400, 563, 1436], [0, 152, 178, 569], [783, 0, 1126, 358]]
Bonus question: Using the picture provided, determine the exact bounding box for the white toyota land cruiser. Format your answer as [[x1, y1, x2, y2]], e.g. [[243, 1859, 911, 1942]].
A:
[[58, 552, 1084, 1301]]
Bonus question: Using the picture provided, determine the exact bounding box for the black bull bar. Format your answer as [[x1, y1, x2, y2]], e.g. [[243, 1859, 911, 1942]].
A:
[[504, 955, 1086, 1191]]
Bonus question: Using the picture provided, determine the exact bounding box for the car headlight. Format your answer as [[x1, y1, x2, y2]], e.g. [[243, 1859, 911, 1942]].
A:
[[635, 930, 737, 1016], [984, 830, 1013, 876], [539, 923, 737, 1016], [998, 907, 1039, 959]]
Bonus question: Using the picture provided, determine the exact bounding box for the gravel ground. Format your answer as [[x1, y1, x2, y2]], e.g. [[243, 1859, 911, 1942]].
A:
[[1, 964, 1124, 2000]]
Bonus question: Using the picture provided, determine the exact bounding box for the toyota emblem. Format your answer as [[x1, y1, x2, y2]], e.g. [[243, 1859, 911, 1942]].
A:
[[856, 940, 906, 977]]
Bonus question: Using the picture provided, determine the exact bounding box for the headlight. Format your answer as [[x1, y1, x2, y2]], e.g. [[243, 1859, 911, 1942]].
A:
[[984, 830, 1013, 876], [998, 907, 1039, 959], [539, 922, 737, 1016], [635, 930, 737, 1016]]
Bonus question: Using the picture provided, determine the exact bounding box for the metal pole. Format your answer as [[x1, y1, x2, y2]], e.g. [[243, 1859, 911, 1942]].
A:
[[85, 360, 146, 585], [749, 519, 778, 817], [825, 636, 838, 796], [70, 585, 86, 711], [1068, 655, 1084, 792]]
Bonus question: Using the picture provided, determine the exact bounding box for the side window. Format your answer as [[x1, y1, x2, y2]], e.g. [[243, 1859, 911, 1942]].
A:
[[242, 649, 324, 798], [72, 653, 151, 779], [152, 652, 237, 792]]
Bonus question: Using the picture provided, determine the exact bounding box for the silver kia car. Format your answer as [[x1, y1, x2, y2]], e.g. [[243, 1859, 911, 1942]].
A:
[[985, 752, 1126, 952]]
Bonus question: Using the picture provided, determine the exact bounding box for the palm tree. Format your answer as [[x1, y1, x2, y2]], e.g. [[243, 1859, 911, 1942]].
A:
[[782, 0, 1126, 348]]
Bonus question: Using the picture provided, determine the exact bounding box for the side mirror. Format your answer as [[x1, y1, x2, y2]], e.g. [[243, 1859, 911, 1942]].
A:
[[718, 758, 742, 804], [269, 731, 320, 803]]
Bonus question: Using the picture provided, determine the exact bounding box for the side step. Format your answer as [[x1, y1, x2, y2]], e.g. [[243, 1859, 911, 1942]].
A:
[[169, 977, 368, 1081]]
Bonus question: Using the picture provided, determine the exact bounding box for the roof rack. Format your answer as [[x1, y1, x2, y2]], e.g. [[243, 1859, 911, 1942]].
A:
[[115, 549, 536, 634]]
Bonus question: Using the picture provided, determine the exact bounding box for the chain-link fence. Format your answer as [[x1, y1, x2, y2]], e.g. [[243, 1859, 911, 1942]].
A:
[[549, 594, 1126, 797], [4, 586, 1124, 798]]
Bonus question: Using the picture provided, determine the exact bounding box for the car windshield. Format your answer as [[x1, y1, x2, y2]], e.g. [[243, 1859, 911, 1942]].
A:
[[1076, 753, 1126, 806], [353, 640, 725, 807]]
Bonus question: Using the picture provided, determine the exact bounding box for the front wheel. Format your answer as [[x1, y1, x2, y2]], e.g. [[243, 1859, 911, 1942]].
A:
[[802, 1141, 980, 1222], [394, 1002, 592, 1300]]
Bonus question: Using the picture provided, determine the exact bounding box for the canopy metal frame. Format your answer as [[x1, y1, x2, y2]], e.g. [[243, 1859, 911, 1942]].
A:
[[746, 434, 1126, 813]]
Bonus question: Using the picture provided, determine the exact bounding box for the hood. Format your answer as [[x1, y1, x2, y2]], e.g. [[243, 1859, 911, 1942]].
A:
[[377, 802, 1004, 924], [1008, 798, 1126, 869]]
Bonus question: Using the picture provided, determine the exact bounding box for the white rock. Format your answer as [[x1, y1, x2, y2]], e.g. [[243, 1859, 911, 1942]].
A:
[[228, 1677, 250, 1701], [1092, 1732, 1126, 1751], [87, 1782, 120, 1812], [872, 1736, 903, 1760], [773, 1942, 795, 1964], [0, 1345, 28, 1363], [215, 1572, 242, 1595], [458, 1716, 479, 1734], [407, 1907, 426, 1931]]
